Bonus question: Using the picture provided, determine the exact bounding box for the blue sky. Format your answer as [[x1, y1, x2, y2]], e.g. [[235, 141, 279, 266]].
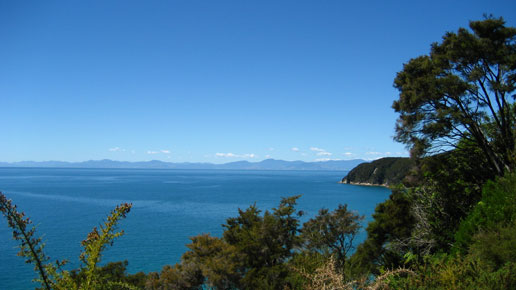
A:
[[1, 0, 515, 163]]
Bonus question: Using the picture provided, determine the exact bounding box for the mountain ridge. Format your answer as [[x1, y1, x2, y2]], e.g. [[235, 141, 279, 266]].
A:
[[0, 158, 366, 171]]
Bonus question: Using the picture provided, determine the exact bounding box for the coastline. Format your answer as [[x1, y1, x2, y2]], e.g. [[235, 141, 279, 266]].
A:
[[337, 180, 389, 188]]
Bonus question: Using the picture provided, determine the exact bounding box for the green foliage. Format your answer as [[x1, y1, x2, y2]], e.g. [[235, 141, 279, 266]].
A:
[[0, 192, 56, 290], [144, 171, 516, 289], [400, 140, 494, 254], [392, 17, 516, 175], [182, 234, 242, 289], [455, 171, 516, 253], [385, 172, 516, 289], [421, 138, 494, 197], [223, 195, 303, 289], [79, 203, 133, 289], [361, 17, 516, 289], [146, 17, 516, 289], [0, 192, 139, 290], [71, 261, 147, 290], [301, 204, 364, 267], [350, 187, 415, 275], [469, 220, 516, 270], [148, 196, 367, 289], [342, 157, 414, 186], [148, 196, 304, 289], [146, 263, 203, 289], [288, 251, 327, 278], [386, 254, 516, 290]]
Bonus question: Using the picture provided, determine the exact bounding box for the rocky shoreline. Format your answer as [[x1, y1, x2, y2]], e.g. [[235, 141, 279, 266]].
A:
[[338, 179, 389, 187]]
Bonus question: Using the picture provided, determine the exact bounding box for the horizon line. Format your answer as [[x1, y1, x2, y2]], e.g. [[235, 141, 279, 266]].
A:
[[0, 158, 376, 164]]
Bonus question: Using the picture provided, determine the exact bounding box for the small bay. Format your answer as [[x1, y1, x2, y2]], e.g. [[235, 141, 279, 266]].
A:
[[0, 168, 390, 289]]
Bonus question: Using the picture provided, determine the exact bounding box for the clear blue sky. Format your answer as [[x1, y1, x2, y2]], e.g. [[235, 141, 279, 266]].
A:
[[1, 0, 515, 163]]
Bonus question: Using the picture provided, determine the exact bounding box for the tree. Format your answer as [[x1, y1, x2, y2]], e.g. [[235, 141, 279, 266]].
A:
[[70, 261, 147, 289], [222, 195, 303, 289], [180, 234, 242, 289], [301, 204, 364, 267], [350, 188, 415, 275], [392, 17, 516, 176], [148, 196, 305, 289]]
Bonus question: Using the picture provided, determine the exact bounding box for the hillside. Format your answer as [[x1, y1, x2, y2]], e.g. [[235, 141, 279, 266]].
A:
[[341, 157, 414, 186]]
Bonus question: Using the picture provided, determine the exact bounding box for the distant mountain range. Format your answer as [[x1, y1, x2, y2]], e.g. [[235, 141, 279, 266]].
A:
[[0, 159, 366, 171]]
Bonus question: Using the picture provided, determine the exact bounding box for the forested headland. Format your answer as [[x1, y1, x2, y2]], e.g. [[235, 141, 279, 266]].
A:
[[1, 16, 516, 289], [341, 157, 414, 186]]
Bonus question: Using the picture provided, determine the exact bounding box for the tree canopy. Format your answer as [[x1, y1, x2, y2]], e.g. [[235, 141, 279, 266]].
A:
[[302, 205, 363, 267], [392, 17, 516, 175]]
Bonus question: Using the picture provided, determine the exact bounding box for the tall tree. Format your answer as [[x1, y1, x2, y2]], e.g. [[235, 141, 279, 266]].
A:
[[301, 204, 363, 267], [222, 195, 303, 289], [392, 17, 516, 175]]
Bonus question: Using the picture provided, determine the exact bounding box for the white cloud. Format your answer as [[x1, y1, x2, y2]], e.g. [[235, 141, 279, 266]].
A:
[[343, 152, 354, 156], [310, 147, 332, 156], [215, 153, 256, 158], [147, 149, 171, 155], [315, 158, 342, 162], [109, 147, 121, 152], [215, 153, 235, 157], [291, 147, 300, 152], [310, 147, 325, 152], [265, 154, 272, 158]]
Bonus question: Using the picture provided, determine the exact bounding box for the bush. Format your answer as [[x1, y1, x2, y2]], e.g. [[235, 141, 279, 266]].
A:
[[454, 172, 516, 253]]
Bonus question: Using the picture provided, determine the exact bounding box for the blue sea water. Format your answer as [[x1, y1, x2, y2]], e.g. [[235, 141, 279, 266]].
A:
[[0, 168, 391, 289]]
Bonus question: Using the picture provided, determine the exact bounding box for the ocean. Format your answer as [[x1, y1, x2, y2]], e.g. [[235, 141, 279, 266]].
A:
[[0, 168, 391, 289]]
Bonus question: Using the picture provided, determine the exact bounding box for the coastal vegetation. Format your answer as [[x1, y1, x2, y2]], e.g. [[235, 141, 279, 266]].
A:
[[348, 16, 516, 288], [1, 16, 515, 289], [341, 157, 414, 186], [0, 194, 142, 289]]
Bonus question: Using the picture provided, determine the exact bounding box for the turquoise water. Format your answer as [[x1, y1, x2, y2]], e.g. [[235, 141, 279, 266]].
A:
[[0, 168, 390, 289]]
